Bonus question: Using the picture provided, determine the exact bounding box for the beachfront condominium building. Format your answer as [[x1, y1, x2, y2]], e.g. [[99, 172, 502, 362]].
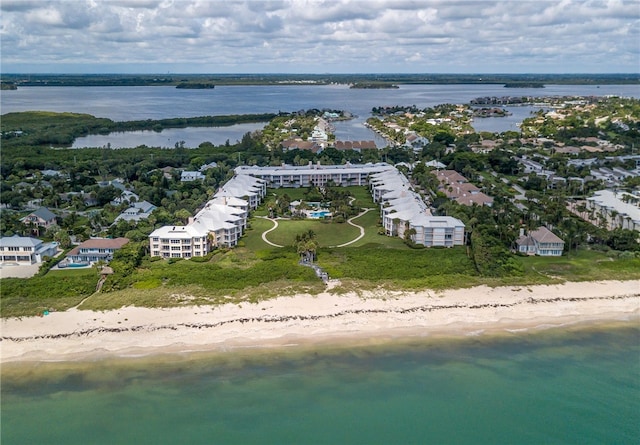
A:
[[235, 162, 394, 189], [586, 190, 640, 232], [369, 169, 465, 247], [149, 176, 260, 258], [214, 174, 266, 209]]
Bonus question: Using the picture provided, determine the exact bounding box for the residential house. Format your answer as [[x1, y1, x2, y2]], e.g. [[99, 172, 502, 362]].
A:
[[516, 227, 565, 256], [114, 200, 157, 223], [404, 133, 429, 151], [111, 190, 139, 206], [20, 207, 57, 235], [0, 235, 59, 264], [199, 161, 218, 172], [281, 139, 322, 153], [181, 171, 205, 182], [66, 237, 129, 264], [435, 170, 494, 207]]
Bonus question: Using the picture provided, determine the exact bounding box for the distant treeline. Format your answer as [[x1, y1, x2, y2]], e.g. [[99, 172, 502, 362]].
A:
[[0, 111, 277, 148], [1, 73, 638, 87]]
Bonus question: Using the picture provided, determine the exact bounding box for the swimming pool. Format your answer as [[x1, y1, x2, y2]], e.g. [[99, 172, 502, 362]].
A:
[[309, 211, 332, 219]]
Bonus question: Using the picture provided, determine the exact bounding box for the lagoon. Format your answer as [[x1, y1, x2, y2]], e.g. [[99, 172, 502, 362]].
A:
[[71, 122, 267, 149]]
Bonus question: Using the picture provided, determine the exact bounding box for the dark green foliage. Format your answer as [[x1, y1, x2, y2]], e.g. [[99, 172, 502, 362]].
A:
[[607, 229, 640, 251], [470, 232, 524, 277]]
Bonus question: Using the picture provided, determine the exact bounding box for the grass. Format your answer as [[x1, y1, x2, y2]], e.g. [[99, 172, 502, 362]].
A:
[[265, 219, 360, 247], [318, 246, 480, 290], [0, 268, 99, 318], [76, 249, 324, 312], [520, 249, 640, 282]]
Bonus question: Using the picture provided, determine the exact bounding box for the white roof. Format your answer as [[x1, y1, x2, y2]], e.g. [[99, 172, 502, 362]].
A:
[[150, 225, 208, 238], [235, 163, 393, 176], [410, 215, 465, 228], [588, 190, 640, 222]]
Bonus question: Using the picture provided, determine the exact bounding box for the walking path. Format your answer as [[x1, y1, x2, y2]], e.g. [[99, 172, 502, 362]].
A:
[[334, 208, 373, 247], [257, 216, 284, 247], [257, 206, 373, 249]]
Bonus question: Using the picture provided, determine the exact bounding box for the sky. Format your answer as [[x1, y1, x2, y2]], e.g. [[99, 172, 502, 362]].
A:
[[1, 0, 639, 74]]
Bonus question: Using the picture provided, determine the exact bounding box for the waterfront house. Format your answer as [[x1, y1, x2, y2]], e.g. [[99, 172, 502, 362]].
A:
[[66, 237, 129, 264], [516, 227, 565, 256], [0, 235, 58, 264]]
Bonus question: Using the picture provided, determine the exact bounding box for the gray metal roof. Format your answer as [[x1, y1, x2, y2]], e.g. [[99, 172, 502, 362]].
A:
[[0, 235, 43, 247]]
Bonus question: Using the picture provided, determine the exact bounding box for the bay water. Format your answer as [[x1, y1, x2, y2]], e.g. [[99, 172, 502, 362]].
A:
[[2, 323, 639, 444], [2, 84, 639, 147]]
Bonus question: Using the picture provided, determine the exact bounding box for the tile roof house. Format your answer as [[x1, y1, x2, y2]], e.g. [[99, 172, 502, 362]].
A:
[[0, 235, 59, 264], [516, 227, 565, 256], [66, 237, 129, 264], [435, 170, 494, 207]]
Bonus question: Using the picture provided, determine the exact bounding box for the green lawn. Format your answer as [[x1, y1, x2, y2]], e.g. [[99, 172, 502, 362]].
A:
[[264, 219, 360, 247], [242, 218, 276, 250]]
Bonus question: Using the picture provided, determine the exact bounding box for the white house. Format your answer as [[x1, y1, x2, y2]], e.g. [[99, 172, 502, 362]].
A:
[[0, 235, 58, 264], [181, 171, 205, 182], [516, 227, 565, 256], [66, 237, 129, 264], [114, 200, 157, 223]]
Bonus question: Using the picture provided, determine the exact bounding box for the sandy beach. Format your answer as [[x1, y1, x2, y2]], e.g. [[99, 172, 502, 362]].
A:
[[1, 280, 639, 363]]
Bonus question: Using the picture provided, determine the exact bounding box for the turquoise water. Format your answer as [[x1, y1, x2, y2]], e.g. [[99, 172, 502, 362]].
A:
[[310, 211, 331, 219], [2, 324, 639, 445]]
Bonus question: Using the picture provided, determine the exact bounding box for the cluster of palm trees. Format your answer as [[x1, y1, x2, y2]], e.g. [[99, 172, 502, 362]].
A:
[[294, 229, 318, 263]]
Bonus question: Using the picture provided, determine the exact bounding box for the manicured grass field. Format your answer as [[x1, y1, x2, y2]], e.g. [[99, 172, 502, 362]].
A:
[[264, 219, 360, 247]]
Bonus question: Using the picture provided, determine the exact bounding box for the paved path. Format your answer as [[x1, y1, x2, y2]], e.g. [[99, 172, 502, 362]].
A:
[[257, 206, 373, 249], [334, 208, 373, 247], [257, 216, 285, 247]]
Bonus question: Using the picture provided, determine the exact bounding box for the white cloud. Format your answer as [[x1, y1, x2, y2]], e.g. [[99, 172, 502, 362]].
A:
[[1, 0, 638, 73]]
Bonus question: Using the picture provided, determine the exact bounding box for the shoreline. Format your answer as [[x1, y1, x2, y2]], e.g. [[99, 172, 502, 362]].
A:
[[1, 280, 639, 364]]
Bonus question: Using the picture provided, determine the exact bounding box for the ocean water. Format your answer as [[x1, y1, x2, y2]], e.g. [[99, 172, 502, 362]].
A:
[[2, 323, 639, 445]]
